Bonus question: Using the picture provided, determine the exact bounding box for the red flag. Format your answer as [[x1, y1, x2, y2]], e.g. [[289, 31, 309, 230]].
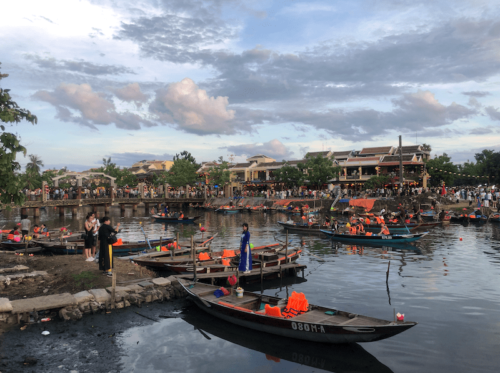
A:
[[441, 184, 446, 196]]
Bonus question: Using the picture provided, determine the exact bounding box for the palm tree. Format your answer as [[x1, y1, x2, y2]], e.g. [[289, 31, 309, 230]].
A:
[[26, 154, 44, 174], [422, 144, 432, 152]]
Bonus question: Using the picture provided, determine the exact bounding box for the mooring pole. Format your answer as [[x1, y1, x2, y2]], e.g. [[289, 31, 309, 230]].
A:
[[285, 231, 289, 264], [112, 271, 116, 308], [386, 261, 391, 283], [192, 236, 197, 283]]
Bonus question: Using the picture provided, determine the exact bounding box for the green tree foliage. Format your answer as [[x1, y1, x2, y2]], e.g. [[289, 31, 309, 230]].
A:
[[273, 161, 305, 188], [425, 153, 458, 186], [166, 158, 199, 188], [95, 157, 137, 187], [300, 155, 341, 189], [151, 171, 169, 187], [473, 149, 500, 183], [206, 157, 232, 187], [421, 143, 432, 152], [26, 154, 44, 174], [455, 161, 479, 185], [1, 65, 37, 209], [174, 150, 199, 168], [364, 175, 390, 189]]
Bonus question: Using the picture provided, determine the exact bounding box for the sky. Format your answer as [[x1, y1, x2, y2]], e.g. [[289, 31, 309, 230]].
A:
[[1, 0, 500, 171]]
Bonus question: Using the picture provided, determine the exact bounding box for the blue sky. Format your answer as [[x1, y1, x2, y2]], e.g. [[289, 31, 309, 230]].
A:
[[1, 0, 500, 171]]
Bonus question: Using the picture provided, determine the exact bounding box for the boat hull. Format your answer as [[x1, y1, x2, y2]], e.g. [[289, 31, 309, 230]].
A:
[[321, 231, 428, 244], [153, 215, 200, 223]]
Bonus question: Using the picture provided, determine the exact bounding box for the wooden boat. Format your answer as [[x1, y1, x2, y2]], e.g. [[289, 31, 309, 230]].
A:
[[181, 305, 394, 373], [0, 241, 38, 250], [468, 214, 488, 223], [450, 214, 468, 223], [179, 278, 417, 343], [278, 221, 331, 234], [288, 208, 321, 216], [152, 214, 200, 223], [489, 213, 500, 222], [321, 231, 428, 244], [37, 237, 174, 256], [215, 207, 242, 214], [421, 210, 437, 221], [363, 221, 440, 231], [133, 243, 281, 268], [165, 249, 302, 274]]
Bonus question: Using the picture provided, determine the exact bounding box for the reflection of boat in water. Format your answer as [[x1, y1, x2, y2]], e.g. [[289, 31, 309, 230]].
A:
[[181, 305, 394, 373]]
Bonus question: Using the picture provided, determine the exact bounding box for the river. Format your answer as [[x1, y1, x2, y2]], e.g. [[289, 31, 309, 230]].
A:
[[1, 206, 499, 372]]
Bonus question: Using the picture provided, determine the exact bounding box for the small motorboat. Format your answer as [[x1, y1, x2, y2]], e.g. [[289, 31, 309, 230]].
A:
[[321, 231, 428, 244]]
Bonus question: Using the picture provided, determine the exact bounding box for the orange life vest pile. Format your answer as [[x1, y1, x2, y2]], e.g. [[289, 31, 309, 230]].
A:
[[112, 238, 123, 246], [222, 249, 236, 258], [198, 252, 211, 261], [281, 291, 309, 319]]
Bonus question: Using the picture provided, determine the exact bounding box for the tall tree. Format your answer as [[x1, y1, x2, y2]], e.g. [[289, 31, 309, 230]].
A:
[[300, 154, 341, 189], [425, 153, 458, 186], [421, 143, 432, 152], [206, 157, 232, 187], [26, 154, 44, 174], [364, 175, 390, 189], [174, 150, 199, 168], [1, 64, 37, 209], [273, 161, 305, 188], [166, 158, 199, 188]]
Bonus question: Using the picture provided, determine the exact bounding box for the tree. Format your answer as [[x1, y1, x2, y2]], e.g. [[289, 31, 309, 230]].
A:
[[474, 149, 500, 183], [166, 158, 199, 188], [422, 143, 432, 152], [1, 64, 37, 209], [174, 150, 199, 168], [455, 161, 479, 186], [26, 154, 44, 174], [206, 157, 232, 187], [300, 154, 341, 189], [273, 161, 305, 188], [95, 158, 137, 187], [364, 175, 390, 189], [425, 153, 458, 186]]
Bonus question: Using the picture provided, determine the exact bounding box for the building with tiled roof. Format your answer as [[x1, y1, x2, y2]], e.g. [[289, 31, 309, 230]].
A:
[[358, 146, 395, 156]]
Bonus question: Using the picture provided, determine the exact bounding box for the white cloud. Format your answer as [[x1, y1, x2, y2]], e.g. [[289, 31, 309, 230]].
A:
[[224, 139, 294, 159], [149, 78, 236, 135]]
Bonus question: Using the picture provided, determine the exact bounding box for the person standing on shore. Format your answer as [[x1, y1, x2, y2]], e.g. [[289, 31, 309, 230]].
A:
[[98, 217, 120, 277], [84, 214, 95, 261], [20, 215, 31, 241], [91, 212, 100, 260], [239, 223, 251, 274]]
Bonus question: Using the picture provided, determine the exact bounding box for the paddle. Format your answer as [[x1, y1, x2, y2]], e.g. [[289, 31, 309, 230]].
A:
[[139, 222, 153, 251]]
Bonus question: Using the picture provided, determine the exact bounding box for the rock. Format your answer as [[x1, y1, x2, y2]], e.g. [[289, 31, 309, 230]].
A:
[[138, 281, 154, 289], [152, 277, 171, 287], [79, 302, 91, 314], [10, 293, 77, 313], [115, 301, 125, 309], [125, 284, 142, 293], [159, 288, 171, 301], [128, 294, 144, 305], [172, 288, 181, 299], [43, 289, 49, 293], [73, 291, 94, 304], [59, 307, 82, 321], [0, 265, 29, 274], [165, 275, 179, 285], [124, 299, 131, 307], [89, 301, 101, 313], [88, 289, 111, 303], [0, 298, 13, 312], [105, 286, 132, 294]]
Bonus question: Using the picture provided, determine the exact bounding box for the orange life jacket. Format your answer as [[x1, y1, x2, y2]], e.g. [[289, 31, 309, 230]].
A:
[[265, 304, 283, 318], [160, 246, 169, 252], [365, 232, 373, 236], [405, 219, 411, 224], [33, 227, 40, 233], [282, 291, 309, 319], [198, 252, 211, 261], [375, 217, 383, 224], [222, 249, 236, 258], [222, 259, 230, 266], [349, 226, 357, 235], [7, 234, 14, 240], [381, 227, 390, 235], [357, 224, 365, 234], [365, 218, 371, 225], [180, 214, 184, 219]]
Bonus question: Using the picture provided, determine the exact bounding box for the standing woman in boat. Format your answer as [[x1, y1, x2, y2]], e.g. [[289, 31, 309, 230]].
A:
[[98, 217, 121, 277], [239, 223, 252, 274]]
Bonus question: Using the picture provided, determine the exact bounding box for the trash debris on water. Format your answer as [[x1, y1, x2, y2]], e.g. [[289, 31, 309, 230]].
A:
[[41, 331, 50, 336], [41, 318, 51, 322], [20, 325, 28, 330]]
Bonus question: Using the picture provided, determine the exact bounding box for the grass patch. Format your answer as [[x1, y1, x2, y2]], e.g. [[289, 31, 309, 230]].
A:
[[72, 271, 98, 289]]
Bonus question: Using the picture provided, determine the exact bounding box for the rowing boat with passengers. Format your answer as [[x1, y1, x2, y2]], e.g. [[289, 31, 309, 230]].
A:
[[152, 214, 201, 223], [133, 243, 282, 268], [179, 278, 417, 343], [164, 248, 302, 274], [278, 221, 331, 234]]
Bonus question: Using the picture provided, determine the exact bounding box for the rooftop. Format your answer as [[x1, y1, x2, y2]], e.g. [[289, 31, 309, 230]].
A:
[[359, 146, 394, 155]]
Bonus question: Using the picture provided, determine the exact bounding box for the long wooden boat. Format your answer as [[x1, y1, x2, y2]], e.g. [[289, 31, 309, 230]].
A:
[[278, 221, 330, 234], [152, 214, 200, 223], [215, 207, 242, 214], [321, 231, 428, 244], [181, 305, 394, 373], [287, 208, 321, 216], [468, 214, 488, 223], [363, 221, 440, 231], [164, 249, 302, 274], [179, 278, 417, 343], [133, 243, 281, 268], [37, 237, 174, 256], [0, 241, 38, 250], [489, 213, 500, 222]]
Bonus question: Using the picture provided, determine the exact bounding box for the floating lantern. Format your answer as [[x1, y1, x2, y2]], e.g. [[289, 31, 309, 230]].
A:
[[396, 313, 405, 321]]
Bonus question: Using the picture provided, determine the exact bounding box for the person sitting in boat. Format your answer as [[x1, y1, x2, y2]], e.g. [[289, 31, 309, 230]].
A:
[[173, 211, 179, 219], [356, 222, 365, 235], [378, 223, 390, 236], [150, 207, 156, 215], [164, 205, 169, 215], [286, 218, 295, 225], [365, 216, 371, 225], [349, 224, 357, 235], [40, 224, 47, 234], [331, 218, 339, 231], [179, 211, 185, 219], [33, 225, 40, 238], [308, 215, 315, 226], [324, 216, 331, 227], [474, 209, 482, 217], [375, 216, 384, 224]]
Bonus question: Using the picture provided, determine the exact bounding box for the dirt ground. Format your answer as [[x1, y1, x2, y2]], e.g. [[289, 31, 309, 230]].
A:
[[0, 253, 157, 301]]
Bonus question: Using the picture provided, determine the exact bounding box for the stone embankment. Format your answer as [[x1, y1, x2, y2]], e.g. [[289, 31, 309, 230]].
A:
[[0, 276, 188, 327]]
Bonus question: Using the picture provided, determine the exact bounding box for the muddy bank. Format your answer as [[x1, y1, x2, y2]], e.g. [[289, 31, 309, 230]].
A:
[[0, 254, 155, 301]]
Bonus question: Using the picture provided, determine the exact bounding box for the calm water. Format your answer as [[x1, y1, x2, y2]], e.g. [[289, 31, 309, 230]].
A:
[[2, 205, 500, 372]]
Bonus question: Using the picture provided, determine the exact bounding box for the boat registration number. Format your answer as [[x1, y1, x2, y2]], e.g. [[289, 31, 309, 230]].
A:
[[291, 322, 325, 333], [382, 236, 392, 239]]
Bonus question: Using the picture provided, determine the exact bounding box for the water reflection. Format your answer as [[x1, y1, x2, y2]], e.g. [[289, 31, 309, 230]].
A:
[[119, 305, 393, 373]]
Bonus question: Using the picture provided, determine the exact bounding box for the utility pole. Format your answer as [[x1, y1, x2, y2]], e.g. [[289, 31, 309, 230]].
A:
[[399, 135, 404, 194]]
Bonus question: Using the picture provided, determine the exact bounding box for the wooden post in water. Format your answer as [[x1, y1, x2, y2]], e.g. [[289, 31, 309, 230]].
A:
[[112, 271, 116, 308], [192, 235, 197, 283], [386, 261, 391, 283], [285, 231, 289, 264], [159, 236, 162, 250]]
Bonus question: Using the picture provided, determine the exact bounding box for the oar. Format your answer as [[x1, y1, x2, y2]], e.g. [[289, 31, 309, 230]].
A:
[[139, 222, 153, 251]]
